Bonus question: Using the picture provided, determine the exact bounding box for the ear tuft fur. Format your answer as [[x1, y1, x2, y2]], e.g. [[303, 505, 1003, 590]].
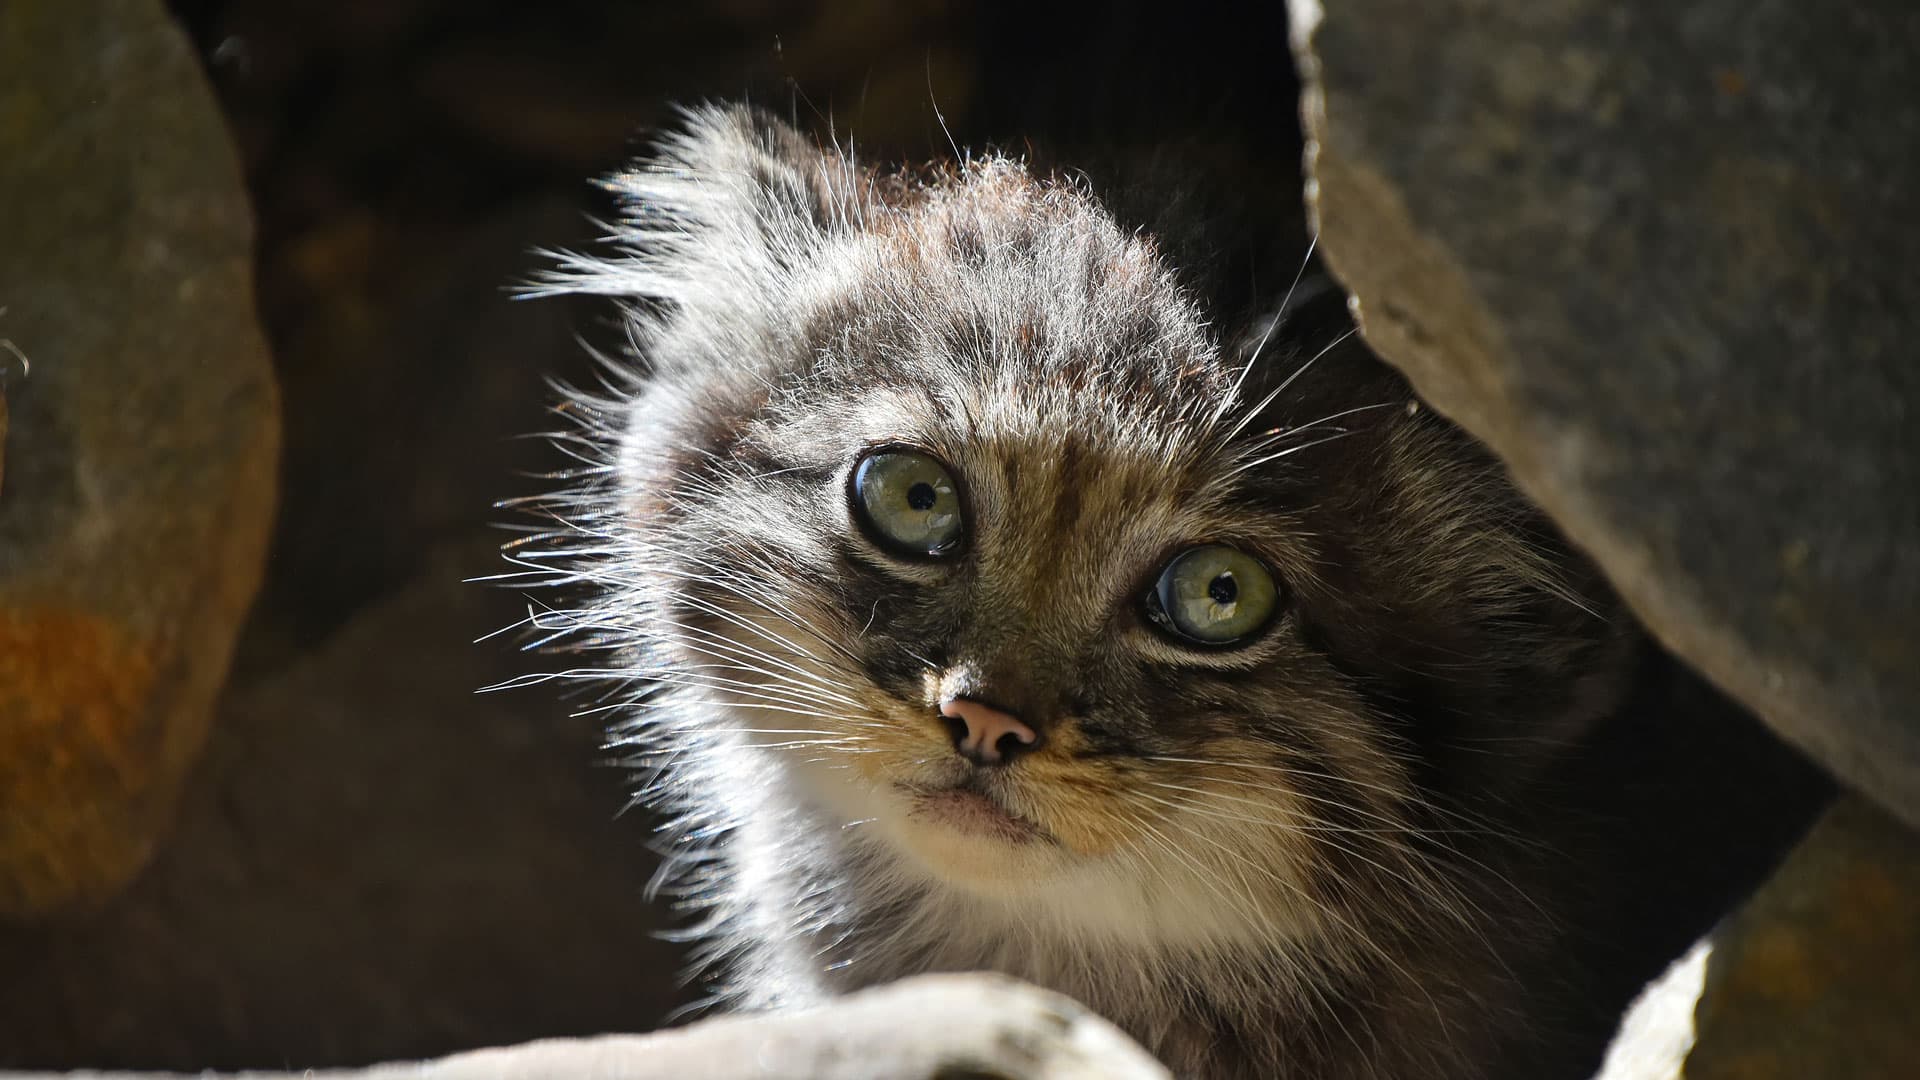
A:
[[528, 105, 864, 316]]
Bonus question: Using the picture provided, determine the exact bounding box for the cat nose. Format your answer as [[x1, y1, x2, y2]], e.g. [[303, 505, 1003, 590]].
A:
[[939, 696, 1039, 766]]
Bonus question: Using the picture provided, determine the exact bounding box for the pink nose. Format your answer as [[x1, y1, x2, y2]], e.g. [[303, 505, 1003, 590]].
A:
[[939, 697, 1038, 764]]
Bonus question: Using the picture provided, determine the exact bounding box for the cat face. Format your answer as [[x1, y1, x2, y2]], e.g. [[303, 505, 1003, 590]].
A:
[[539, 106, 1628, 955]]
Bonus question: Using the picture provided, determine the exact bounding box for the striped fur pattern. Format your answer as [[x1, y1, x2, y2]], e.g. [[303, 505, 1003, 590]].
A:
[[509, 105, 1643, 1078]]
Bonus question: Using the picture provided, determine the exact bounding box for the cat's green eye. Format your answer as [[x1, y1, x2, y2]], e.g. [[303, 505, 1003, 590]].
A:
[[1148, 545, 1281, 646], [851, 448, 964, 557]]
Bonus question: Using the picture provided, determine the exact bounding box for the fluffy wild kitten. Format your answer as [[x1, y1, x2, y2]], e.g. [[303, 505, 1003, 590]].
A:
[[515, 106, 1820, 1078]]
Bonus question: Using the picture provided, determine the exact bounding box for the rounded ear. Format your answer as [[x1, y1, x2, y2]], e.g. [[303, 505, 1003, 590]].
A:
[[1234, 295, 1641, 789], [1333, 405, 1642, 789], [531, 104, 867, 323]]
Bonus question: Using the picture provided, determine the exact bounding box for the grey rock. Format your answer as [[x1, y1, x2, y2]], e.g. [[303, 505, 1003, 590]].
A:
[[0, 0, 279, 915], [1290, 0, 1920, 823], [1, 973, 1170, 1080]]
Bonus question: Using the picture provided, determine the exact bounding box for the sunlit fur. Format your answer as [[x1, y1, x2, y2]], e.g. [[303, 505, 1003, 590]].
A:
[[505, 106, 1727, 1078]]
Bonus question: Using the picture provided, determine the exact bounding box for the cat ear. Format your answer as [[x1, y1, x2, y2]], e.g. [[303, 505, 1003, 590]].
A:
[[536, 104, 863, 309]]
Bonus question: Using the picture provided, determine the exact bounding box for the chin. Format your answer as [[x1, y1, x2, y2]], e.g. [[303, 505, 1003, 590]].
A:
[[876, 788, 1080, 896], [779, 744, 1095, 897]]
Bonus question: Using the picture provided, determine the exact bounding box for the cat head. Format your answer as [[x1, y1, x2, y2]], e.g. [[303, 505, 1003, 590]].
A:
[[531, 105, 1631, 958]]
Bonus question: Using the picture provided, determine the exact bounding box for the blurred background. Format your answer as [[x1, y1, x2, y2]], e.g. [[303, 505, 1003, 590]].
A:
[[0, 1, 1304, 1069]]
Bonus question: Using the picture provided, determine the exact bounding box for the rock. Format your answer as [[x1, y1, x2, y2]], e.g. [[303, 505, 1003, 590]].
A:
[[0, 1, 279, 915], [1293, 7, 1920, 1067], [1, 974, 1170, 1080], [1684, 797, 1920, 1078], [0, 539, 684, 1069], [1289, 1, 1920, 825], [0, 343, 14, 496]]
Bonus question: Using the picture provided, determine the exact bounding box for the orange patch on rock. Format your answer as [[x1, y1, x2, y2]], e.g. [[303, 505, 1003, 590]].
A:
[[0, 606, 161, 914]]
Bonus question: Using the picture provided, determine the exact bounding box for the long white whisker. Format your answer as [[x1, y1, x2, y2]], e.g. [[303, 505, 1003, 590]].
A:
[[1217, 326, 1360, 446], [1208, 235, 1321, 430]]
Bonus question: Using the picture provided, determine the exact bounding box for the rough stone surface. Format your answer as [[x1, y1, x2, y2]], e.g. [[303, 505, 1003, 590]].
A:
[[0, 0, 280, 916], [1, 364, 11, 496], [1291, 0, 1920, 825], [3, 974, 1171, 1080], [0, 338, 19, 495], [0, 539, 684, 1068], [1685, 797, 1920, 1078]]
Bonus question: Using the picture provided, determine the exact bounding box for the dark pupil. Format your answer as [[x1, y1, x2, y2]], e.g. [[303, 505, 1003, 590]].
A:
[[906, 481, 938, 511], [1207, 572, 1238, 606]]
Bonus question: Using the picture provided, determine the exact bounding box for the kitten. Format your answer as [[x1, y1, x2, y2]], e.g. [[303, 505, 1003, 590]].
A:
[[512, 105, 1823, 1078]]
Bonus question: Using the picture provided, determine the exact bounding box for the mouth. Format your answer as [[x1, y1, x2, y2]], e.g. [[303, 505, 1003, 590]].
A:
[[899, 781, 1046, 845]]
